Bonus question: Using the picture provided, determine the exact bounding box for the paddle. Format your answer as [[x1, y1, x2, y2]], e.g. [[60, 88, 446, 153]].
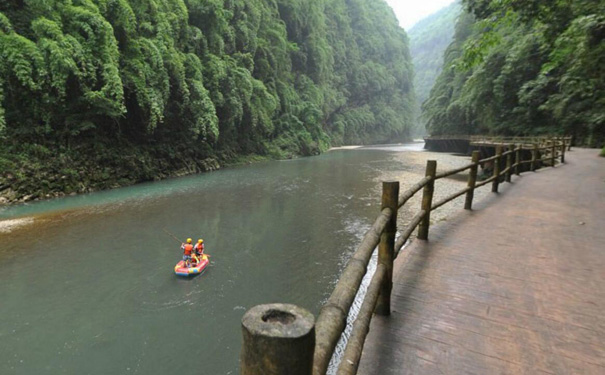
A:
[[164, 228, 212, 261], [164, 229, 190, 266], [163, 228, 182, 244]]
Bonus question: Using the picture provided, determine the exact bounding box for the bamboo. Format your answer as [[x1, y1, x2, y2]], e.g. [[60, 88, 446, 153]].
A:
[[501, 149, 515, 157], [432, 187, 471, 211], [492, 146, 502, 193], [398, 176, 431, 208], [336, 264, 386, 375], [241, 304, 315, 375], [479, 154, 500, 163], [434, 163, 474, 180], [515, 145, 521, 176], [551, 142, 556, 167], [464, 151, 480, 210], [505, 144, 513, 182], [418, 160, 437, 240], [531, 144, 538, 171], [475, 174, 498, 188], [313, 208, 391, 375], [394, 210, 426, 258], [375, 181, 399, 316]]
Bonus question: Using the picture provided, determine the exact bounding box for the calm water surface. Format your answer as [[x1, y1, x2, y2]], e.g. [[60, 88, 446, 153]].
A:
[[0, 144, 426, 375]]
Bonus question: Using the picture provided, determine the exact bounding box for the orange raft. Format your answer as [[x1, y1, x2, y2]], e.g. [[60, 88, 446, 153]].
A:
[[174, 254, 209, 276]]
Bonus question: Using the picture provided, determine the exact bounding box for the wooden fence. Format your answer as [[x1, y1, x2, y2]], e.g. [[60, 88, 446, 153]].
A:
[[239, 137, 571, 375], [424, 135, 572, 147], [424, 135, 572, 154]]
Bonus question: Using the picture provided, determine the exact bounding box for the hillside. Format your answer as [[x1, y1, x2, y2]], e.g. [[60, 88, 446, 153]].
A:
[[0, 0, 415, 203], [422, 0, 605, 147], [408, 2, 460, 111]]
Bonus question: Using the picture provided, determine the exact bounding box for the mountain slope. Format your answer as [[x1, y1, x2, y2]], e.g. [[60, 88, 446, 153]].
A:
[[422, 0, 605, 146], [408, 1, 461, 106], [0, 0, 415, 202]]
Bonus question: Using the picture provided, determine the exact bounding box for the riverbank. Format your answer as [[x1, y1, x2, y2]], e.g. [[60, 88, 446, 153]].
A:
[[0, 140, 223, 206], [0, 141, 313, 206], [0, 140, 415, 206], [0, 142, 473, 237], [0, 149, 309, 206]]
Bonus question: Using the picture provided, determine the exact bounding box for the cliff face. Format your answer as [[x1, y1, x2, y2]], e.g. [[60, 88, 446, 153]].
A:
[[0, 0, 415, 203]]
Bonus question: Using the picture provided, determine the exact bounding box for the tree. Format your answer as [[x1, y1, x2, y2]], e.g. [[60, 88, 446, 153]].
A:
[[422, 0, 605, 146]]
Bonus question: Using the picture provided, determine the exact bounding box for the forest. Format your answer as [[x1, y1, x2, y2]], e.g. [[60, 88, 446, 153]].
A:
[[423, 0, 605, 147], [0, 0, 414, 202]]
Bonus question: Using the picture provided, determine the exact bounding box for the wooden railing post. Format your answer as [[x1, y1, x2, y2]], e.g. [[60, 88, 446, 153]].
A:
[[567, 136, 572, 151], [561, 141, 566, 163], [505, 144, 513, 183], [515, 145, 521, 176], [241, 304, 315, 375], [531, 144, 538, 171], [492, 146, 502, 193], [551, 141, 556, 167], [464, 151, 480, 210], [418, 160, 437, 240], [375, 181, 399, 316]]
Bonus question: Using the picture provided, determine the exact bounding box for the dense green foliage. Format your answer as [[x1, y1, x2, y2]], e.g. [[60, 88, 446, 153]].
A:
[[408, 1, 460, 120], [0, 0, 414, 202], [423, 0, 605, 147]]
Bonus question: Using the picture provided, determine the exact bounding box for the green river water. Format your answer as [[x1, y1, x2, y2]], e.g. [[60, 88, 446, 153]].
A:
[[0, 143, 433, 375]]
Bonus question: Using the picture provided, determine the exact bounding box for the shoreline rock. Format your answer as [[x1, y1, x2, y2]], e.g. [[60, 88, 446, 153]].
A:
[[0, 156, 226, 207], [0, 217, 35, 233]]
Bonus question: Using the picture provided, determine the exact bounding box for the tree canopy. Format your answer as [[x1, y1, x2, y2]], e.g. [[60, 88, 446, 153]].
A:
[[423, 0, 605, 147], [0, 0, 415, 200]]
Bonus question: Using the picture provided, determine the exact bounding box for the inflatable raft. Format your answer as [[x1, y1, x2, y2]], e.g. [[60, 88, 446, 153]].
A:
[[174, 254, 209, 276]]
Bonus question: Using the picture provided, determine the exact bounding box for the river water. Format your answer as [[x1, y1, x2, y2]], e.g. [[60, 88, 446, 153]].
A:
[[0, 143, 478, 374]]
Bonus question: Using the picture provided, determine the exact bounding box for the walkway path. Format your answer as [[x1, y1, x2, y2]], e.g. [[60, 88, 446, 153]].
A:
[[358, 148, 605, 374]]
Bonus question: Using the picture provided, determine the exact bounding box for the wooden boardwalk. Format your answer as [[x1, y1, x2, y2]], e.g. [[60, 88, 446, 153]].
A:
[[358, 148, 605, 375]]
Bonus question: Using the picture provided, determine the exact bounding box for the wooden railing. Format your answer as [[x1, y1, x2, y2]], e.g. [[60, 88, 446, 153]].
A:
[[238, 137, 572, 375], [424, 134, 573, 147], [470, 135, 572, 145]]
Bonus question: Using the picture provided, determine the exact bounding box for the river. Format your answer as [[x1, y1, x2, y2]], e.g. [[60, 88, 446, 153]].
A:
[[0, 143, 479, 374]]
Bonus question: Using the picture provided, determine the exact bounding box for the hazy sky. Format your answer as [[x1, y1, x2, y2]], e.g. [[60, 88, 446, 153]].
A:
[[384, 0, 455, 30]]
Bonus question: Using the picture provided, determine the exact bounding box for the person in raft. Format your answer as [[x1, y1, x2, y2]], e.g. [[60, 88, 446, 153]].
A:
[[194, 239, 204, 257], [181, 238, 194, 267]]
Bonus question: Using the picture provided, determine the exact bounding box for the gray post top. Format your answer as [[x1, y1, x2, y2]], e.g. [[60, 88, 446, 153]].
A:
[[242, 303, 315, 339]]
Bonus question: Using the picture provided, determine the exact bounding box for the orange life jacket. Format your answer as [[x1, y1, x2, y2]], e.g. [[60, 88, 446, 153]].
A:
[[194, 243, 204, 253], [183, 244, 194, 256]]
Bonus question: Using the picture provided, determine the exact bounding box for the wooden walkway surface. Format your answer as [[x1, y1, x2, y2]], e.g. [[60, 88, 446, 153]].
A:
[[358, 148, 605, 375]]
